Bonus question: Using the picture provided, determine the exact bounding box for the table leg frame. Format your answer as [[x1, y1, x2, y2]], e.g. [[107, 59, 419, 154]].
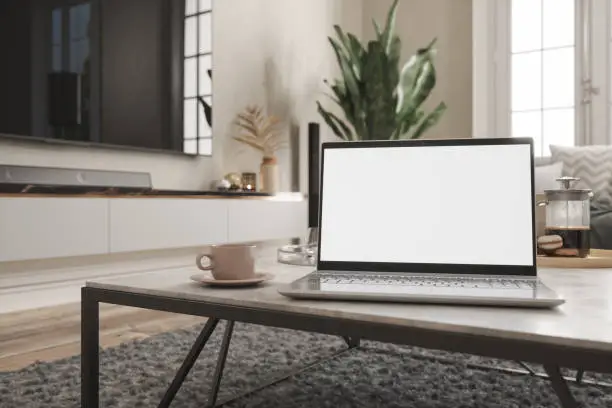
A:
[[544, 365, 579, 408], [81, 289, 99, 408], [81, 287, 609, 408], [158, 318, 220, 408]]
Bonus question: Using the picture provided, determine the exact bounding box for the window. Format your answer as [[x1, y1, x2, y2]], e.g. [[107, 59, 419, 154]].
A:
[[183, 0, 212, 156], [51, 3, 91, 74], [484, 1, 612, 148], [509, 0, 576, 157], [50, 2, 92, 141]]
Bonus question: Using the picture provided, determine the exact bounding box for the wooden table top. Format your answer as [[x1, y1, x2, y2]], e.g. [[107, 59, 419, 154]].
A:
[[86, 245, 612, 353]]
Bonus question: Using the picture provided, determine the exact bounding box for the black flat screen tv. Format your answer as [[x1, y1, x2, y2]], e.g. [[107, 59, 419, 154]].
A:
[[0, 0, 213, 156]]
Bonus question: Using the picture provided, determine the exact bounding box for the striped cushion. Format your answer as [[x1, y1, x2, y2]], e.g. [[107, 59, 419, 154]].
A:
[[549, 145, 612, 206]]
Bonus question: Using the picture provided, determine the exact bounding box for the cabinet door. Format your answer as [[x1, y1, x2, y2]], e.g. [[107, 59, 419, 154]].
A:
[[227, 199, 307, 243], [0, 198, 109, 262], [109, 198, 227, 253]]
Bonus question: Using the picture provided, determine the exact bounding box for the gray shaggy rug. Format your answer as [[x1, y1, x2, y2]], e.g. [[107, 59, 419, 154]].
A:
[[1, 321, 611, 407]]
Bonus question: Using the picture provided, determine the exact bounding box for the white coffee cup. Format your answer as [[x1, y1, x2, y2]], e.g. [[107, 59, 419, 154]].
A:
[[196, 244, 256, 280]]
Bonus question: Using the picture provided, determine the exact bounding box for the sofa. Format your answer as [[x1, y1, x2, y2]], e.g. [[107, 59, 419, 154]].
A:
[[535, 145, 612, 250]]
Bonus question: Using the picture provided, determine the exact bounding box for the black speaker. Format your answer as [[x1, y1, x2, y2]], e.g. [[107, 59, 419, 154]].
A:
[[48, 72, 81, 126], [307, 122, 320, 228]]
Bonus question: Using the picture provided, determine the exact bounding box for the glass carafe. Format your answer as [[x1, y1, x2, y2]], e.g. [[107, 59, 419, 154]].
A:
[[538, 177, 592, 258]]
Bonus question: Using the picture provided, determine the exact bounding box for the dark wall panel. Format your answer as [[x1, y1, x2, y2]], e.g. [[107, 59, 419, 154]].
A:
[[0, 0, 32, 135]]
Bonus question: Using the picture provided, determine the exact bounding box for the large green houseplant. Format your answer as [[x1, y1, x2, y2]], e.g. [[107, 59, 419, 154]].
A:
[[317, 0, 446, 141]]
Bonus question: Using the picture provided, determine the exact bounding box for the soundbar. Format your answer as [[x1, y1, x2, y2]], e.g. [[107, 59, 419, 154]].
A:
[[0, 164, 277, 196], [0, 164, 152, 193]]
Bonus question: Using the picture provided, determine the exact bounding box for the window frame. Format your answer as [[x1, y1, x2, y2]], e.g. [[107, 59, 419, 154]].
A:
[[473, 0, 612, 154], [498, 0, 582, 156], [182, 1, 213, 156]]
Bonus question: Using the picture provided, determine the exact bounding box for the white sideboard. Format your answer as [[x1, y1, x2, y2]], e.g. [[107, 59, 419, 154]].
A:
[[109, 198, 229, 253], [0, 196, 307, 262], [0, 198, 109, 262]]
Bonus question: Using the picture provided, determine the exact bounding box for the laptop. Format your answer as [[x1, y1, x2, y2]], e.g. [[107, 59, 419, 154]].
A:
[[278, 137, 565, 308]]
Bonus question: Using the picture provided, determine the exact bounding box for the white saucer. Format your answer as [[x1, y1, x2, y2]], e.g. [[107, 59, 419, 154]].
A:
[[190, 272, 273, 287]]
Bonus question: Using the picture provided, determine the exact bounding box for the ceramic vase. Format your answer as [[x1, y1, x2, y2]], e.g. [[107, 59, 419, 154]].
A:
[[260, 156, 279, 193]]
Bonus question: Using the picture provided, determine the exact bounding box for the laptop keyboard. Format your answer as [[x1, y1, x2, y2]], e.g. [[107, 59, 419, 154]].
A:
[[315, 273, 537, 290]]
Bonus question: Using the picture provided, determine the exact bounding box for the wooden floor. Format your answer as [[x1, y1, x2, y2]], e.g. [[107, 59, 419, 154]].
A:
[[0, 303, 204, 372]]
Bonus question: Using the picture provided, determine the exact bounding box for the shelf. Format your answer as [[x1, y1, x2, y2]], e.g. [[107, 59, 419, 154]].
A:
[[0, 191, 306, 201]]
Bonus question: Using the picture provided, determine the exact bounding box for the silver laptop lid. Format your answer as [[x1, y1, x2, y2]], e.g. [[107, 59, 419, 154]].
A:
[[316, 138, 536, 276]]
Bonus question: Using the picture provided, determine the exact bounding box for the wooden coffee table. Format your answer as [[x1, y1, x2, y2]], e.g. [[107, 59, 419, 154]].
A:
[[81, 247, 612, 408]]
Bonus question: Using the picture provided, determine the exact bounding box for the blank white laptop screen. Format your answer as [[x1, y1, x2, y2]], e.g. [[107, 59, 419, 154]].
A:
[[319, 143, 534, 266]]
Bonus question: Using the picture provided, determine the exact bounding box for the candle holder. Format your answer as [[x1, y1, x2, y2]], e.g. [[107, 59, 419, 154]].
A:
[[241, 172, 257, 192]]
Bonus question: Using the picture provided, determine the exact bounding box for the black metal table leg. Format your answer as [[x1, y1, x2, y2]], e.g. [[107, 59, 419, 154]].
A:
[[343, 336, 361, 348], [81, 287, 100, 408], [207, 321, 235, 408], [516, 361, 538, 376], [575, 369, 585, 384], [158, 318, 220, 408], [543, 364, 579, 408]]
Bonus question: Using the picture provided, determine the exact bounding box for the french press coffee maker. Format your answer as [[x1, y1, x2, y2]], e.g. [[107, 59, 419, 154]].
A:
[[537, 177, 593, 258]]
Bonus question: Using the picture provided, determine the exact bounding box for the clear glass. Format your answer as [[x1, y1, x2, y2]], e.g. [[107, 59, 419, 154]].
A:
[[542, 47, 574, 109], [69, 4, 90, 41], [512, 52, 542, 111], [198, 96, 212, 137], [70, 39, 89, 72], [183, 139, 197, 154], [199, 0, 212, 12], [183, 57, 197, 97], [543, 108, 574, 147], [52, 45, 62, 72], [183, 99, 197, 138], [184, 16, 197, 57], [277, 228, 318, 266], [199, 13, 212, 53], [198, 55, 212, 95], [198, 138, 212, 155], [185, 0, 197, 15], [545, 199, 590, 228], [512, 111, 542, 155], [512, 0, 542, 53], [52, 8, 62, 45], [542, 0, 574, 48]]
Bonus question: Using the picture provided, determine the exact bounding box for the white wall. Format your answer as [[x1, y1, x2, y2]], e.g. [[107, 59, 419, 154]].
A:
[[471, 0, 497, 139], [362, 0, 473, 140], [0, 0, 362, 190], [215, 0, 363, 192]]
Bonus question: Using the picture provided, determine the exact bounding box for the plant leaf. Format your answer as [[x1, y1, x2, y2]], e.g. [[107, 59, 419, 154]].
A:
[[388, 36, 401, 70], [372, 19, 382, 39], [395, 55, 424, 115], [233, 136, 264, 152], [317, 102, 353, 141], [347, 33, 366, 59], [399, 110, 425, 137], [362, 41, 396, 140], [381, 0, 399, 54], [329, 37, 361, 106], [233, 105, 286, 154], [396, 43, 437, 120], [408, 102, 447, 139], [333, 26, 361, 79], [319, 1, 445, 142], [197, 96, 212, 127]]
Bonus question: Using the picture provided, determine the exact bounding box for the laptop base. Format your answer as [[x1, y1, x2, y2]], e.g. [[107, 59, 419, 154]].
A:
[[278, 271, 565, 309]]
